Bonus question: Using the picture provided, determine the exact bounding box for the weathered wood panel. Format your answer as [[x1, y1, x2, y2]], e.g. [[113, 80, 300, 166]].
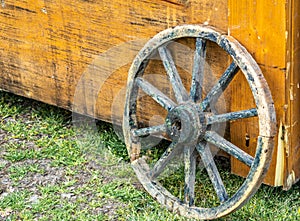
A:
[[0, 0, 228, 124], [286, 0, 300, 188], [228, 0, 300, 188]]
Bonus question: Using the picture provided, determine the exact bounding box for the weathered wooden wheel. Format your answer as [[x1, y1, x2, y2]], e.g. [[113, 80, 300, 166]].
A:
[[123, 25, 276, 220]]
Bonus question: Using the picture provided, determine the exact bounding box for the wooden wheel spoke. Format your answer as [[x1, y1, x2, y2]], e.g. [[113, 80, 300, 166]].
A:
[[204, 131, 254, 167], [201, 61, 239, 111], [207, 108, 258, 125], [196, 143, 228, 202], [149, 142, 182, 179], [132, 124, 166, 137], [190, 38, 207, 102], [184, 146, 196, 206], [136, 77, 176, 111], [158, 46, 189, 103]]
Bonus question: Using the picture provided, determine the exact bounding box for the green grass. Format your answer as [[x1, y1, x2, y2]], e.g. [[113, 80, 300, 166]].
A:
[[0, 90, 299, 221]]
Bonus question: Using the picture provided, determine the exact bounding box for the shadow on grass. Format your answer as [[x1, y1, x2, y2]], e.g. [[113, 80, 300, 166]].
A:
[[0, 91, 299, 221]]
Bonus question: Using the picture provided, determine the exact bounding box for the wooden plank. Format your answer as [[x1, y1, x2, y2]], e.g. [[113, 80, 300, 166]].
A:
[[230, 67, 285, 186], [286, 0, 300, 188], [228, 0, 287, 186], [0, 0, 228, 124]]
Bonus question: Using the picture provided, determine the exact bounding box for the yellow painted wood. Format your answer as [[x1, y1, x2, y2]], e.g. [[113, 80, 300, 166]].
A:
[[229, 0, 300, 187], [285, 0, 300, 188], [228, 0, 287, 187], [0, 0, 228, 123]]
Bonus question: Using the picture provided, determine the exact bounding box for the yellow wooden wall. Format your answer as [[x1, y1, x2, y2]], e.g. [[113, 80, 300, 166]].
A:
[[229, 0, 299, 188], [0, 0, 228, 122]]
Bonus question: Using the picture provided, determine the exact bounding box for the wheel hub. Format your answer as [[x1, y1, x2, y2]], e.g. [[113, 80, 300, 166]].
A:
[[165, 103, 206, 144]]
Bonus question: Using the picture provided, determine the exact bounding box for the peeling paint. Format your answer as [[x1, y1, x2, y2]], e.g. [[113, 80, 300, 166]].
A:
[[284, 125, 290, 157], [274, 121, 285, 186], [41, 8, 47, 14], [290, 87, 294, 100], [285, 171, 295, 190], [286, 62, 290, 80], [204, 20, 209, 25]]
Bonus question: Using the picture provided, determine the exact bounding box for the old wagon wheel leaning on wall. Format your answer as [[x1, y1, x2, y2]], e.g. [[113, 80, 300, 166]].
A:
[[123, 25, 277, 219]]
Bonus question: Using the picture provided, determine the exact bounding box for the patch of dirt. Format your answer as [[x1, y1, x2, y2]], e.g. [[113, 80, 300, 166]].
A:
[[0, 128, 127, 220]]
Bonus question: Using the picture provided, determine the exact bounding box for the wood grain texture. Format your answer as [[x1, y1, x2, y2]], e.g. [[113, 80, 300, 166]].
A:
[[228, 0, 285, 187], [228, 0, 300, 188], [286, 0, 300, 188], [0, 0, 228, 124]]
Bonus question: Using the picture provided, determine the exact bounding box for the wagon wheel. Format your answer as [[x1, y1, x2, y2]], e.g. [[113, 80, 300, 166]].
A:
[[123, 25, 276, 220]]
